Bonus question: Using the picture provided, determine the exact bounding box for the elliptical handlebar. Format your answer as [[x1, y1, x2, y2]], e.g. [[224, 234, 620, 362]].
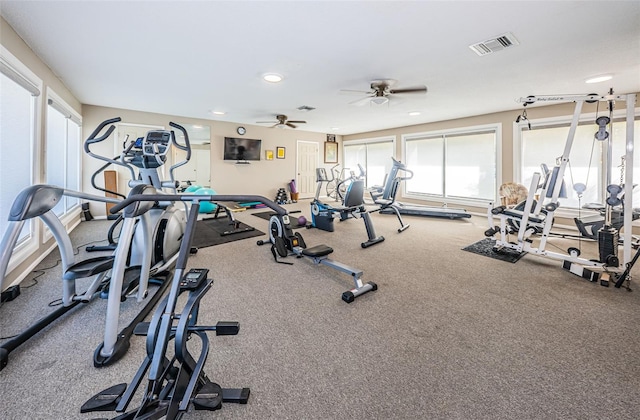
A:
[[84, 118, 195, 194], [110, 192, 287, 217], [169, 122, 191, 160], [84, 117, 139, 185], [168, 122, 191, 190], [84, 117, 122, 150]]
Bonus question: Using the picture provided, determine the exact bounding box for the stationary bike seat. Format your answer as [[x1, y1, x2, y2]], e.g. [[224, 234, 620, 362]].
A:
[[301, 244, 333, 258]]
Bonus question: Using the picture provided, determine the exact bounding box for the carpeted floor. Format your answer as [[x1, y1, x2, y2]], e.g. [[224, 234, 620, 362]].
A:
[[1, 201, 640, 419]]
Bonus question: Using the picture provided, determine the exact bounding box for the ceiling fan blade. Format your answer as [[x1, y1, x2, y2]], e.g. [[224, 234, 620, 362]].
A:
[[256, 120, 278, 124], [339, 89, 374, 95], [389, 85, 428, 94], [287, 120, 306, 124], [286, 123, 297, 129]]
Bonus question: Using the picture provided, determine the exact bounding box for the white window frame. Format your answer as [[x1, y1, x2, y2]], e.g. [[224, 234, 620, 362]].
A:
[[42, 88, 83, 242], [0, 45, 43, 274], [343, 135, 396, 188], [402, 123, 502, 207], [514, 109, 640, 219]]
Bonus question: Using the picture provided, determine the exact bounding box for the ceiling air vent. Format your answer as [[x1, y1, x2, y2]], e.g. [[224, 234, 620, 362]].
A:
[[469, 32, 519, 56], [297, 105, 316, 112]]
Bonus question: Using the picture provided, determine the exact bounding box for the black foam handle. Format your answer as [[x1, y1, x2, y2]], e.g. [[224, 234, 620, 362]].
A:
[[86, 117, 121, 143], [169, 122, 191, 160]]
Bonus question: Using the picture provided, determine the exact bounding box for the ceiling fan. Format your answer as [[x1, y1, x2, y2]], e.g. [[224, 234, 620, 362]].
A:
[[340, 79, 427, 106], [256, 114, 306, 129]]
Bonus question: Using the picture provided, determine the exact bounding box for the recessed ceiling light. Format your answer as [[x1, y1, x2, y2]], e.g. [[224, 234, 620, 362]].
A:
[[263, 73, 283, 83], [585, 74, 613, 84], [408, 111, 421, 116], [212, 111, 226, 115], [330, 127, 340, 131]]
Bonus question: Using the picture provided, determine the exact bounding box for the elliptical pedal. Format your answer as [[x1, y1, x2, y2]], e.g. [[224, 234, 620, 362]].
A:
[[192, 381, 224, 411], [80, 383, 127, 413]]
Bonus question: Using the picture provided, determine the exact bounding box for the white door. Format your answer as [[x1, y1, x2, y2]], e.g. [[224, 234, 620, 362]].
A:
[[173, 146, 211, 188], [296, 141, 319, 199]]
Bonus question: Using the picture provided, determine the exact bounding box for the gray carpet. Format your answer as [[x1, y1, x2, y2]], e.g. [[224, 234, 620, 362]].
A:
[[1, 204, 640, 419]]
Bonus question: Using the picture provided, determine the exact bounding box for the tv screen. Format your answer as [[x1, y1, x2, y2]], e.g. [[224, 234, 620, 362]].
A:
[[223, 137, 262, 161]]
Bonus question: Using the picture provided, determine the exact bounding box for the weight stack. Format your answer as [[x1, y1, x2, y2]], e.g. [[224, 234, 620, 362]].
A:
[[598, 227, 619, 266]]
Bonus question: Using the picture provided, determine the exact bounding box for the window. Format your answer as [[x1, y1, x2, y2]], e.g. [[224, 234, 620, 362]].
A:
[[46, 92, 82, 216], [519, 117, 640, 209], [0, 49, 41, 251], [343, 137, 395, 188], [403, 126, 499, 202]]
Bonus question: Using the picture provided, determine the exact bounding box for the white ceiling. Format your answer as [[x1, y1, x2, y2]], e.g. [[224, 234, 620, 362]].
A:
[[1, 1, 639, 135]]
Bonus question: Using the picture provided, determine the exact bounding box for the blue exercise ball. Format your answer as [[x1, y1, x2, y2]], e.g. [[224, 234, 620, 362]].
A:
[[194, 187, 217, 213], [184, 184, 202, 193]]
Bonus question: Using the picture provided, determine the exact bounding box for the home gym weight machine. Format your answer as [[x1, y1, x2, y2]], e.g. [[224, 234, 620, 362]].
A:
[[257, 213, 377, 303], [82, 191, 289, 419], [0, 117, 192, 370], [485, 92, 637, 288], [371, 157, 471, 229], [310, 166, 385, 248]]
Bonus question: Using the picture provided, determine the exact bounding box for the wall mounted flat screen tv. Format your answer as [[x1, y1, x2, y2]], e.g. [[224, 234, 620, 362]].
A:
[[223, 137, 262, 161]]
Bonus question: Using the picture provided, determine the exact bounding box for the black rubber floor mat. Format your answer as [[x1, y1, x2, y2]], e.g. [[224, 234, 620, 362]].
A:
[[191, 218, 264, 249], [462, 238, 526, 263]]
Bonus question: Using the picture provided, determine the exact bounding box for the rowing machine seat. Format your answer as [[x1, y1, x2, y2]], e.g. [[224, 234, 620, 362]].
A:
[[301, 244, 333, 258]]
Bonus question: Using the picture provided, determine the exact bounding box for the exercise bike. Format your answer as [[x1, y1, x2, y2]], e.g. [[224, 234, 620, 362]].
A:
[[325, 163, 350, 201], [82, 190, 291, 419], [310, 165, 385, 248]]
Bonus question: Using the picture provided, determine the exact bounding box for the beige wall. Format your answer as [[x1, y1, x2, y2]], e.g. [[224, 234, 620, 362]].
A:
[[82, 105, 340, 218]]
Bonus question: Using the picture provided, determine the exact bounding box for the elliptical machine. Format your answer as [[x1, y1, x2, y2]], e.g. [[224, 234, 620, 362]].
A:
[[0, 117, 192, 370], [86, 118, 193, 366], [82, 191, 290, 419]]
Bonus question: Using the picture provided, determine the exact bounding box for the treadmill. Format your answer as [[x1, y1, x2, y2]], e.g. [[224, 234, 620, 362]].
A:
[[371, 157, 470, 224]]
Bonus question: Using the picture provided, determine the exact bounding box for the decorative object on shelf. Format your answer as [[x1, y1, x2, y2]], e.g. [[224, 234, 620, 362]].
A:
[[276, 146, 286, 159], [237, 126, 246, 135], [265, 150, 274, 160], [326, 134, 336, 142], [324, 141, 338, 163]]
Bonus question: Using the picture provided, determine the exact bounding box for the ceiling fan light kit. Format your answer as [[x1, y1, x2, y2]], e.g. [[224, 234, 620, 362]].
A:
[[256, 114, 306, 129], [341, 79, 427, 107], [370, 97, 389, 105]]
